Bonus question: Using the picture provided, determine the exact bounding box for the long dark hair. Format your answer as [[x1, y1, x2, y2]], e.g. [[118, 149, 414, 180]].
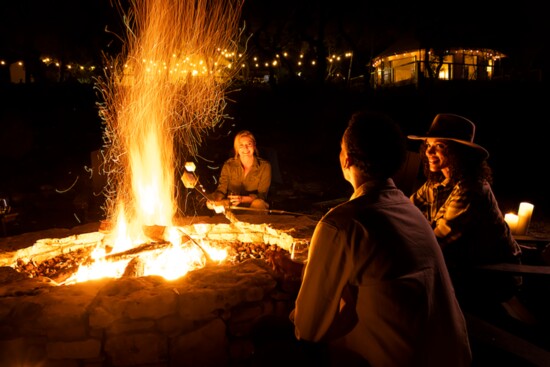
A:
[[420, 140, 493, 185]]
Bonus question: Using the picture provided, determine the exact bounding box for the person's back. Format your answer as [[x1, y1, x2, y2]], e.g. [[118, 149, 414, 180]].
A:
[[292, 110, 471, 366], [295, 180, 471, 366]]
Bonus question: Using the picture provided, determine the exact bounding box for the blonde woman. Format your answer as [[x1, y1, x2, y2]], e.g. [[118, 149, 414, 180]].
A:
[[210, 130, 271, 211]]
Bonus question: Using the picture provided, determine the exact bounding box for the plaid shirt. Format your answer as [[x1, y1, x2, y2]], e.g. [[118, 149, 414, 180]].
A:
[[411, 178, 521, 267]]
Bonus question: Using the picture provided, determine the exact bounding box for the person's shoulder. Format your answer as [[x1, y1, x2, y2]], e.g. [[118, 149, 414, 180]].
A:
[[319, 200, 356, 227], [223, 157, 239, 165], [456, 178, 491, 195], [257, 157, 271, 166]]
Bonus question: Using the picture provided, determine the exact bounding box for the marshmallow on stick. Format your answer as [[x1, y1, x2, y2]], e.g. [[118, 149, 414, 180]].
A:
[[181, 162, 198, 188], [181, 171, 198, 188]]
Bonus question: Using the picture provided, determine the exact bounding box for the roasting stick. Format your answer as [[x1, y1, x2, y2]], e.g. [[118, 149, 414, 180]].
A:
[[226, 206, 307, 217], [180, 162, 317, 220], [181, 162, 210, 201], [176, 228, 216, 265], [180, 163, 238, 223]]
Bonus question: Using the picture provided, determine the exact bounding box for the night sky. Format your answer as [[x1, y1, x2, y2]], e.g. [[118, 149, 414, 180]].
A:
[[0, 0, 548, 71]]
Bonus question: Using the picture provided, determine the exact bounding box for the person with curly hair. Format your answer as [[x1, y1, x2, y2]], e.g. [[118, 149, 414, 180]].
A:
[[286, 110, 472, 366], [409, 113, 526, 321]]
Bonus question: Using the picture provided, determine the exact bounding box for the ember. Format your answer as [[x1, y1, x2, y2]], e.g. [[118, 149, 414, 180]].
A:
[[1, 215, 314, 285], [14, 247, 90, 282], [13, 238, 292, 284]]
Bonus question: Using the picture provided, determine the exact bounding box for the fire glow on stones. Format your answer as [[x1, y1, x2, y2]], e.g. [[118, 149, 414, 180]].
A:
[[65, 0, 252, 283]]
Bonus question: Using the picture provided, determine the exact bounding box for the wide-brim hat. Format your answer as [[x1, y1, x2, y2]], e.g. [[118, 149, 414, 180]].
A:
[[408, 113, 489, 158]]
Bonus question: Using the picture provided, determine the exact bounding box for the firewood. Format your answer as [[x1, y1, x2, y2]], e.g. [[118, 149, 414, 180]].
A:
[[123, 257, 145, 277]]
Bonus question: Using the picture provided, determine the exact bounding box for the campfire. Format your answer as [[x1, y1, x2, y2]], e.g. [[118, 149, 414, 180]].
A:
[[0, 214, 316, 366], [3, 0, 316, 286], [16, 0, 275, 284], [0, 2, 318, 365], [3, 1, 311, 285], [6, 217, 302, 285]]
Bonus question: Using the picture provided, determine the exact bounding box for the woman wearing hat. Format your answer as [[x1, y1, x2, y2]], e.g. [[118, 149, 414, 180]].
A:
[[408, 113, 529, 322]]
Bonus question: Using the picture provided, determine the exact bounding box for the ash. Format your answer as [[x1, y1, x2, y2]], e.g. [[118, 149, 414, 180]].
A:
[[13, 240, 294, 284]]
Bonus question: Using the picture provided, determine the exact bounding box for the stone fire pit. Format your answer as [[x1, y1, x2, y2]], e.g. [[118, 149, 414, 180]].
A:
[[0, 214, 317, 366]]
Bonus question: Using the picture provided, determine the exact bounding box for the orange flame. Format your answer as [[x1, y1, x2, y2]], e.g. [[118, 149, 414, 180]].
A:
[[73, 0, 245, 282]]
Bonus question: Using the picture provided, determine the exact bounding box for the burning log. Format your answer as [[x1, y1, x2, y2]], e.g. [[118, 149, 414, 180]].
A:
[[105, 241, 172, 261], [11, 237, 304, 284], [142, 225, 216, 264], [142, 224, 167, 241], [14, 247, 92, 283], [2, 215, 316, 285], [122, 257, 145, 277]]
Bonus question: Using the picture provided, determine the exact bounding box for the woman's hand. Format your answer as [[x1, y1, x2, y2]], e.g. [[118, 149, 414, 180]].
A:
[[206, 200, 229, 213], [228, 194, 242, 206]]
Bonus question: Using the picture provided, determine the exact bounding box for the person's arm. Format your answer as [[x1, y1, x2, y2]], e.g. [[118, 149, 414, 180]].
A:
[[212, 162, 231, 200], [432, 184, 477, 249], [410, 181, 430, 214], [256, 160, 272, 201], [293, 220, 352, 342]]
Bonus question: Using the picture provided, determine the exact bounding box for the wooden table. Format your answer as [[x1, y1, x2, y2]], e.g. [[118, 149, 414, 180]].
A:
[[473, 234, 550, 275], [475, 263, 550, 276], [514, 234, 550, 247]]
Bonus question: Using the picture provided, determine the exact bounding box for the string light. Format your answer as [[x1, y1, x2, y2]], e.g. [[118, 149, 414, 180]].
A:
[[371, 47, 506, 86], [1, 48, 357, 82], [2, 46, 505, 85]]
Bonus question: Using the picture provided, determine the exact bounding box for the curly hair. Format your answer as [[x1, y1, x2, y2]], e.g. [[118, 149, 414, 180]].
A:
[[343, 110, 407, 179], [420, 140, 493, 185]]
